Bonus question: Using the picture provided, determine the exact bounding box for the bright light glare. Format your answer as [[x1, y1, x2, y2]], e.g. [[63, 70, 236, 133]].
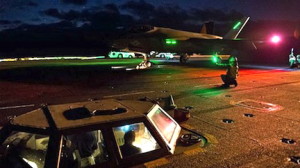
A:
[[119, 125, 131, 132], [133, 136, 158, 153], [271, 35, 281, 43], [212, 56, 217, 63], [22, 158, 38, 168]]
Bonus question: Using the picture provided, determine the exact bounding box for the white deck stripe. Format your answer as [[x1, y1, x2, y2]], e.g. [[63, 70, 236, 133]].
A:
[[0, 104, 35, 110], [103, 91, 155, 98]]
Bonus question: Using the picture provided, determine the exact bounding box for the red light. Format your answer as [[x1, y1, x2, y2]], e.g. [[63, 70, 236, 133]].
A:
[[271, 35, 281, 43]]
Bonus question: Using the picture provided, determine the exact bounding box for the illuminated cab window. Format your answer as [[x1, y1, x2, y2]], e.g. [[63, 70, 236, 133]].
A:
[[0, 131, 49, 168], [113, 122, 160, 158], [60, 130, 109, 168]]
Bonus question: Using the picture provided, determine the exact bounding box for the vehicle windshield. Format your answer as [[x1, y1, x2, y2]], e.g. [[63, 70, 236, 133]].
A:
[[0, 131, 49, 168]]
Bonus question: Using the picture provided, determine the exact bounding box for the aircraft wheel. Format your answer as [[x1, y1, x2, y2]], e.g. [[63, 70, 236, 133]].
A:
[[147, 61, 152, 67]]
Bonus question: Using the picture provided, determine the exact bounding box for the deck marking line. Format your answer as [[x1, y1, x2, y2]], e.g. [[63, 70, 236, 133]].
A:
[[0, 104, 35, 110], [103, 91, 155, 98]]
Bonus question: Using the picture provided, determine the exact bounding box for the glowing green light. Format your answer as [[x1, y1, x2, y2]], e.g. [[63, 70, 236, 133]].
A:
[[165, 39, 177, 45], [212, 53, 218, 63], [192, 88, 223, 97], [212, 56, 218, 63], [233, 22, 241, 30]]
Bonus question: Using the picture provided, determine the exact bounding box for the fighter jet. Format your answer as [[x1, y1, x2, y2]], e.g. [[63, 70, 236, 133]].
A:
[[113, 17, 250, 63]]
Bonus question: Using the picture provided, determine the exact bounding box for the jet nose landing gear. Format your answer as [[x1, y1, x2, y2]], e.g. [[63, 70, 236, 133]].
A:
[[136, 60, 153, 69]]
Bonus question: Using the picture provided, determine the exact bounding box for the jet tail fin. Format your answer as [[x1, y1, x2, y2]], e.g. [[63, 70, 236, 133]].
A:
[[200, 21, 214, 34], [223, 17, 250, 39]]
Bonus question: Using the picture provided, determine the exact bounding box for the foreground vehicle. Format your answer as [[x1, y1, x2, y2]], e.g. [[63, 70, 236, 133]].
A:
[[0, 99, 181, 168]]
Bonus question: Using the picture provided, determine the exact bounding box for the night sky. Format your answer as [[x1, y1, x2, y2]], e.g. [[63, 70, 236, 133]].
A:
[[0, 0, 300, 58], [1, 0, 300, 31]]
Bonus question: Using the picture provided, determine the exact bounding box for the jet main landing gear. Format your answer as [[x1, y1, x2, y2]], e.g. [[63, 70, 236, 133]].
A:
[[180, 54, 189, 64]]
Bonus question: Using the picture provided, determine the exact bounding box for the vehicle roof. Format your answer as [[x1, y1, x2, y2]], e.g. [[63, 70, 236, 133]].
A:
[[12, 99, 154, 130]]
